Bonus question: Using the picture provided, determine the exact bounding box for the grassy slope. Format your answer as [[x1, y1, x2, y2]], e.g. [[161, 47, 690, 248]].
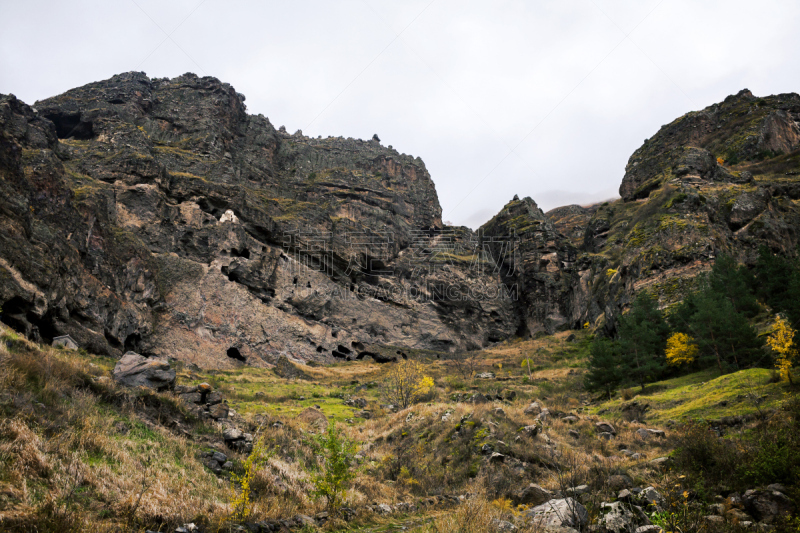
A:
[[0, 321, 795, 532]]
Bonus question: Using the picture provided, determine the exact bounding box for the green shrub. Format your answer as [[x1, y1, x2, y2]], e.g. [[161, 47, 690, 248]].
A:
[[307, 422, 358, 512]]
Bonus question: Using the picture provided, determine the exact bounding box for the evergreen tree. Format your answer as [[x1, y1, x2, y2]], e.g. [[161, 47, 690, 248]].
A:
[[584, 338, 622, 399], [709, 254, 760, 318], [754, 247, 800, 329], [617, 292, 669, 390], [682, 292, 765, 374]]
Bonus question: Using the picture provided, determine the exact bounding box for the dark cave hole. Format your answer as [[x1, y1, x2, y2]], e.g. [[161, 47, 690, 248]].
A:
[[306, 281, 311, 288], [293, 277, 298, 285], [351, 341, 365, 351], [221, 265, 242, 283], [231, 248, 251, 259], [0, 297, 59, 343], [336, 344, 352, 355], [226, 347, 245, 361], [331, 330, 338, 338], [316, 346, 325, 353], [124, 333, 142, 353], [44, 112, 94, 140], [331, 349, 348, 359]]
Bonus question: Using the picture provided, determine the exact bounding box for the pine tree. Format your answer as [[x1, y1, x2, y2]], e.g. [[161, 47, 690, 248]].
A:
[[686, 292, 764, 374], [709, 254, 760, 318], [584, 338, 622, 399], [754, 247, 800, 329], [618, 292, 669, 390]]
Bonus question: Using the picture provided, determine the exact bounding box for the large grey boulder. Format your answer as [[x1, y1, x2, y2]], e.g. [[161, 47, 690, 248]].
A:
[[743, 489, 795, 522], [113, 351, 175, 391], [526, 498, 588, 529], [598, 501, 650, 533], [515, 483, 553, 506]]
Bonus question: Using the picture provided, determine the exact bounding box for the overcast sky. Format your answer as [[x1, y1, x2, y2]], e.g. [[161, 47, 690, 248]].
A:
[[1, 1, 799, 228]]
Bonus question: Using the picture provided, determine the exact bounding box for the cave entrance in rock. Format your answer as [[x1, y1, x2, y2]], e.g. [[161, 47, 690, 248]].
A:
[[44, 111, 94, 140], [226, 347, 245, 361]]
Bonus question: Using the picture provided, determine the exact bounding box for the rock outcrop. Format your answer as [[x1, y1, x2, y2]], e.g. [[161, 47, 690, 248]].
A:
[[0, 73, 520, 366], [113, 351, 175, 390]]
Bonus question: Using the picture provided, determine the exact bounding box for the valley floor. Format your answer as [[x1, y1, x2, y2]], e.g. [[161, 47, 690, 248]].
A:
[[0, 324, 797, 532]]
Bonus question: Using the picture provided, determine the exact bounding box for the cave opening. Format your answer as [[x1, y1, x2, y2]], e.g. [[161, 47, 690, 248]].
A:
[[44, 112, 94, 140], [124, 333, 142, 353], [0, 297, 59, 342], [231, 248, 251, 259], [336, 344, 351, 355], [226, 347, 245, 361]]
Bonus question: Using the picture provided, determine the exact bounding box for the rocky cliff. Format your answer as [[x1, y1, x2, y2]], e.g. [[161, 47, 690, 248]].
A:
[[0, 72, 518, 367], [1, 75, 799, 366], [580, 88, 800, 330]]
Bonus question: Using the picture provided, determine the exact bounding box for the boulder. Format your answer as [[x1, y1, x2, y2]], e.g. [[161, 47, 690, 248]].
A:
[[223, 428, 243, 441], [515, 483, 553, 506], [596, 421, 616, 434], [471, 393, 489, 404], [273, 355, 311, 380], [113, 352, 175, 391], [526, 498, 588, 529], [208, 403, 229, 420], [562, 415, 579, 423], [179, 392, 202, 404], [607, 474, 633, 491], [638, 487, 665, 511], [742, 489, 795, 522], [297, 407, 328, 430], [569, 429, 580, 439], [476, 372, 496, 379], [566, 485, 590, 496], [634, 526, 663, 533], [637, 428, 666, 439], [205, 391, 223, 405], [598, 501, 651, 533], [345, 397, 368, 408], [522, 424, 541, 437], [501, 389, 517, 401], [524, 402, 543, 415]]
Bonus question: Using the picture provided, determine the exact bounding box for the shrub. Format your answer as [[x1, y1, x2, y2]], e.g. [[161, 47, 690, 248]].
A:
[[229, 436, 274, 520], [380, 360, 434, 408], [307, 422, 358, 512]]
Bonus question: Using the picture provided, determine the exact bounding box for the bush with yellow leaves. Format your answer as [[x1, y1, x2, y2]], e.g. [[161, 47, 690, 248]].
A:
[[665, 332, 699, 367], [380, 360, 435, 408], [767, 316, 798, 384]]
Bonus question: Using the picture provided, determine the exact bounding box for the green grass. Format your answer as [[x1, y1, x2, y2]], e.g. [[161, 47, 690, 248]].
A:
[[595, 367, 788, 422]]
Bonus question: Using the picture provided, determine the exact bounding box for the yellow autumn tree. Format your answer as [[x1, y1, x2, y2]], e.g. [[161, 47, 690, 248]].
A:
[[767, 316, 797, 384], [381, 360, 435, 408], [665, 332, 699, 367]]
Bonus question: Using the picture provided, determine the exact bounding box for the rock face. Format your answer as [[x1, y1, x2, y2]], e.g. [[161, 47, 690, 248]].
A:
[[1, 75, 800, 363], [481, 197, 588, 334], [113, 351, 175, 390], [0, 73, 519, 367], [578, 89, 800, 330]]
